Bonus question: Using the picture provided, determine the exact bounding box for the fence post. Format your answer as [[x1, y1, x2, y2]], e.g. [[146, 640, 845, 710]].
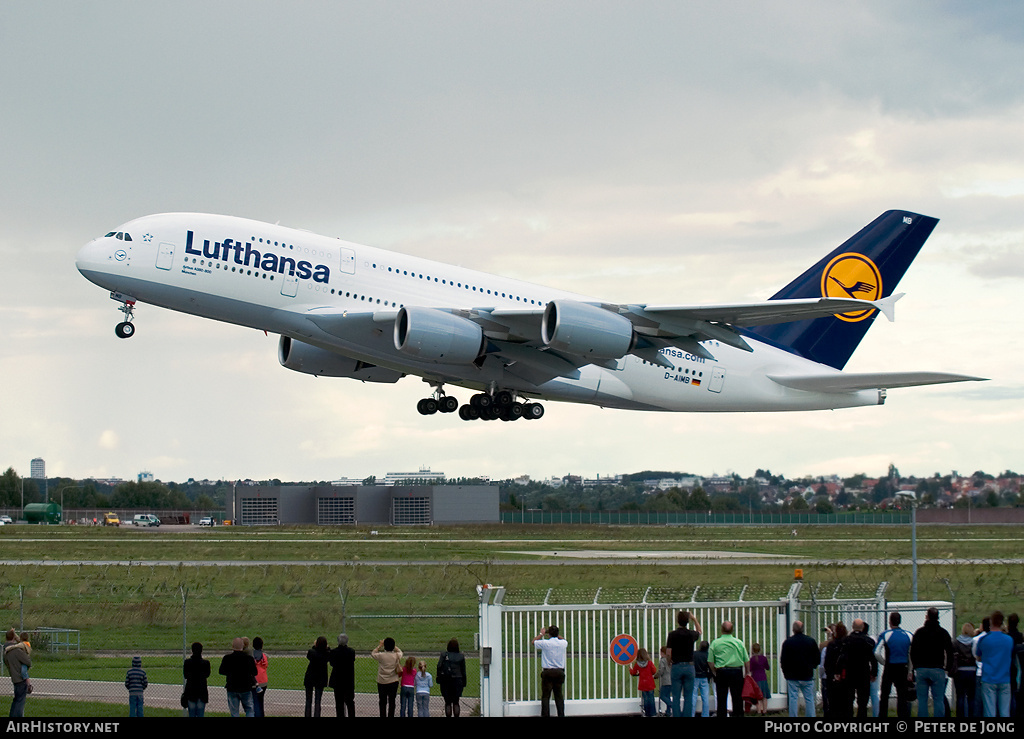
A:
[[478, 585, 505, 718]]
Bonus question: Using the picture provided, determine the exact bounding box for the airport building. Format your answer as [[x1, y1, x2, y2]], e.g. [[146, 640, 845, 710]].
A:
[[230, 484, 498, 526]]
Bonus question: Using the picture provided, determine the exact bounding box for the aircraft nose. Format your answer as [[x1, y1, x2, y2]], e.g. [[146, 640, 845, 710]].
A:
[[75, 237, 118, 286], [76, 238, 102, 274]]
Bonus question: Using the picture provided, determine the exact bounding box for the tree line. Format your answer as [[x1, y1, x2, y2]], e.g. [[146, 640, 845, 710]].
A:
[[0, 469, 222, 511]]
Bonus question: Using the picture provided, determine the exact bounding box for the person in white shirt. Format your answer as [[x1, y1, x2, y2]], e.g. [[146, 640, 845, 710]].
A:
[[533, 625, 568, 717]]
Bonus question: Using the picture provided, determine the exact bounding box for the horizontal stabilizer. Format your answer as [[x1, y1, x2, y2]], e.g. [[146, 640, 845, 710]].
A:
[[768, 371, 987, 393]]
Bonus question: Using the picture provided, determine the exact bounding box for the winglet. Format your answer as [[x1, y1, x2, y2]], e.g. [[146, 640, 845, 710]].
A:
[[874, 292, 904, 322]]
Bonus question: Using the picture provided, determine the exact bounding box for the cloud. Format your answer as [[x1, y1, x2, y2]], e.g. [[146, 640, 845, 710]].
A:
[[98, 430, 120, 451], [2, 3, 1023, 484]]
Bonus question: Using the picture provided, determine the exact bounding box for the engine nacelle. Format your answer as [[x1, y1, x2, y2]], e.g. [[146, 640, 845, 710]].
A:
[[278, 336, 403, 383], [542, 300, 636, 359], [394, 306, 485, 364]]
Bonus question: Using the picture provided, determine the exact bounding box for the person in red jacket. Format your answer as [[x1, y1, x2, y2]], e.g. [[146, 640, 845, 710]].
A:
[[630, 648, 658, 717]]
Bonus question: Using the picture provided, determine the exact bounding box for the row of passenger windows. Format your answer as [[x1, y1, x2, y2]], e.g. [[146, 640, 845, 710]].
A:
[[189, 258, 276, 280], [372, 262, 543, 305], [250, 236, 332, 260], [189, 256, 402, 307], [253, 237, 295, 249], [639, 359, 705, 376], [191, 237, 544, 309]]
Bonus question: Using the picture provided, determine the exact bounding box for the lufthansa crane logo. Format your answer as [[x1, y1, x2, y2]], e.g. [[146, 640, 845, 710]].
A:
[[820, 253, 882, 322]]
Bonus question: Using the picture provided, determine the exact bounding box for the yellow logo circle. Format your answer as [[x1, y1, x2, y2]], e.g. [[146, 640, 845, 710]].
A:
[[820, 253, 882, 322]]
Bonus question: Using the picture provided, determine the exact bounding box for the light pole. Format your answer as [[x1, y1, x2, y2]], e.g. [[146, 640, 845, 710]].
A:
[[896, 491, 918, 600], [58, 485, 84, 524], [911, 497, 918, 600]]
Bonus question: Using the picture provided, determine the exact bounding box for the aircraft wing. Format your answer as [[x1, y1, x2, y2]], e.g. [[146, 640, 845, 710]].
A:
[[609, 295, 901, 359], [294, 296, 913, 382], [636, 295, 900, 326], [767, 371, 987, 393], [297, 299, 942, 388]]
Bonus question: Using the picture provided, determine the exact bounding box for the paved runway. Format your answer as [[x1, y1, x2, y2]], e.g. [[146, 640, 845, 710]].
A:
[[13, 678, 476, 717]]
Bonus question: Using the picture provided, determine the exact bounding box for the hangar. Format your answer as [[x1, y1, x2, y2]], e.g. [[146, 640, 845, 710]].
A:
[[230, 484, 498, 526]]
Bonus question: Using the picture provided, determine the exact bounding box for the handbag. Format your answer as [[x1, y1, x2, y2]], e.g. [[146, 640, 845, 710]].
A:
[[742, 674, 763, 702]]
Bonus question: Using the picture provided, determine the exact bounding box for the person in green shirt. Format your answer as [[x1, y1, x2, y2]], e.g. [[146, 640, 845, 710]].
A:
[[707, 621, 750, 717]]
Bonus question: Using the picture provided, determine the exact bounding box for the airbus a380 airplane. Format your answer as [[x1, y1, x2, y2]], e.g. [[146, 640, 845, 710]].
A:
[[76, 210, 982, 421]]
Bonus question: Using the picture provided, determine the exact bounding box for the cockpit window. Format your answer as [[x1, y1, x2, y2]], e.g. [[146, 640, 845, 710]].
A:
[[105, 232, 116, 238], [116, 233, 124, 240], [122, 233, 132, 241]]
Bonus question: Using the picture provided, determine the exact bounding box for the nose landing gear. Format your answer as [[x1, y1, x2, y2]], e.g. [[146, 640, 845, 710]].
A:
[[112, 294, 137, 339]]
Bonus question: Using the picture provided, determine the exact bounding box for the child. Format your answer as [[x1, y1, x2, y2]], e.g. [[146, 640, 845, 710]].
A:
[[125, 655, 148, 717], [749, 642, 770, 716], [656, 645, 672, 716], [415, 660, 434, 717], [400, 655, 417, 717], [629, 648, 657, 717]]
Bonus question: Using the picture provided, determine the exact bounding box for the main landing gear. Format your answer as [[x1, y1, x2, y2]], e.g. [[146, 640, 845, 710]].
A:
[[416, 383, 460, 416], [114, 297, 137, 339], [415, 385, 545, 421], [458, 391, 545, 422]]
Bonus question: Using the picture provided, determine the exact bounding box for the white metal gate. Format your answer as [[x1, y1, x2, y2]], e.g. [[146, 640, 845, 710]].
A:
[[478, 585, 796, 717]]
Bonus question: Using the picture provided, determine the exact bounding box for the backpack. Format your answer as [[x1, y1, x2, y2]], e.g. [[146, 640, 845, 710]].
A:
[[438, 653, 454, 680]]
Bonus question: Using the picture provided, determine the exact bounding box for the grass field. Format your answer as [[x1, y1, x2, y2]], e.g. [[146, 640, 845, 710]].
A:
[[1, 523, 1020, 652], [2, 521, 1020, 560]]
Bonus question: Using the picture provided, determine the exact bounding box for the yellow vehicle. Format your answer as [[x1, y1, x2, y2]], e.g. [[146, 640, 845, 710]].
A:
[[103, 512, 120, 527]]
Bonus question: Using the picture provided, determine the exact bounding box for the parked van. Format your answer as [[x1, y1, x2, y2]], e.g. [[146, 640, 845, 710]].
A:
[[103, 512, 120, 527], [132, 514, 161, 527]]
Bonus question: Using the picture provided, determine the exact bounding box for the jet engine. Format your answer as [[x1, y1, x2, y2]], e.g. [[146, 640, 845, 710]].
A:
[[542, 300, 636, 359], [394, 306, 485, 364], [278, 336, 403, 382]]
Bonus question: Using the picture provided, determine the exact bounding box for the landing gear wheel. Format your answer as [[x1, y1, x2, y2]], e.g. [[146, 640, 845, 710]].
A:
[[440, 396, 459, 413], [524, 402, 545, 420], [417, 398, 439, 415], [115, 322, 135, 339]]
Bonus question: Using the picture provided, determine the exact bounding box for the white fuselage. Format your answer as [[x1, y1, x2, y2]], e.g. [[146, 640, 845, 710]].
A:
[[76, 213, 880, 413]]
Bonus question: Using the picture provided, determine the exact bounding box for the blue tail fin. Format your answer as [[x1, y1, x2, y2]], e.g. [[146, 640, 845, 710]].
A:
[[744, 210, 939, 370]]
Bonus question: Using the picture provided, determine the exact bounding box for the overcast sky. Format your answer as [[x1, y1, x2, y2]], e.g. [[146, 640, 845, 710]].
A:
[[2, 2, 1023, 485]]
